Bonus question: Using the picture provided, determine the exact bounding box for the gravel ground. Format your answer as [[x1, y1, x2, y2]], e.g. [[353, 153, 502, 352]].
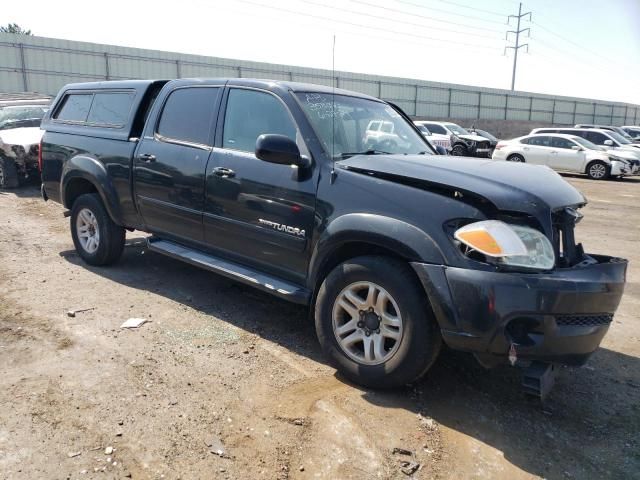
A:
[[0, 174, 638, 480]]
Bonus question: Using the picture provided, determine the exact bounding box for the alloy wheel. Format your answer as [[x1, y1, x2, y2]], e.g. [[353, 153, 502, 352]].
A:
[[332, 281, 404, 365], [76, 208, 100, 254]]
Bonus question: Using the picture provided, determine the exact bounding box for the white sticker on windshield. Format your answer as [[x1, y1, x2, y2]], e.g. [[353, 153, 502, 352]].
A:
[[304, 93, 340, 120]]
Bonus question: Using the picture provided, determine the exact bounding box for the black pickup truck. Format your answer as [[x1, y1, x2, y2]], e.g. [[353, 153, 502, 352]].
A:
[[40, 79, 627, 393]]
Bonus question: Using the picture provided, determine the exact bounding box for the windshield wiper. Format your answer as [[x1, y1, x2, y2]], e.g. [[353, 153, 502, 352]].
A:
[[337, 149, 391, 159]]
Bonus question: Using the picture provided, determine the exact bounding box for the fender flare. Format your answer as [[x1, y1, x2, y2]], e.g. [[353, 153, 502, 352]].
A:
[[308, 213, 445, 287], [60, 155, 124, 225]]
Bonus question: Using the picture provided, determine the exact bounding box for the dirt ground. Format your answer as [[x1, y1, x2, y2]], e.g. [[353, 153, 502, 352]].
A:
[[0, 175, 638, 480]]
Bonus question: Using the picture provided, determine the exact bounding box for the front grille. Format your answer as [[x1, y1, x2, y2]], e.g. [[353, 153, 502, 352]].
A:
[[555, 314, 613, 327]]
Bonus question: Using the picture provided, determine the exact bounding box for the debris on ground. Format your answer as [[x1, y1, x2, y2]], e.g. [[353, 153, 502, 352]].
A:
[[120, 318, 149, 329], [104, 446, 113, 455], [392, 447, 413, 456], [67, 451, 81, 458], [205, 435, 227, 458], [400, 460, 420, 476], [66, 307, 95, 317]]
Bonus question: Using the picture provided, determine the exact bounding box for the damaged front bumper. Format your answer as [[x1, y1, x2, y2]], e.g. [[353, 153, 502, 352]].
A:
[[412, 254, 627, 367]]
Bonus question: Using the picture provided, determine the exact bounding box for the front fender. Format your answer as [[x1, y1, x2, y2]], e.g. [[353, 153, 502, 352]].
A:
[[308, 213, 445, 286], [61, 155, 124, 225]]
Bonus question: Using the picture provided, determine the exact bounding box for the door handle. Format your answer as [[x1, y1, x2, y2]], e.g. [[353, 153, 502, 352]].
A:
[[137, 153, 156, 163], [212, 167, 235, 178]]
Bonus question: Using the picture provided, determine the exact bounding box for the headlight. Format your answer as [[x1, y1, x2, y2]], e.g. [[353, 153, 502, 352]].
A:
[[454, 220, 555, 270], [609, 155, 629, 164]]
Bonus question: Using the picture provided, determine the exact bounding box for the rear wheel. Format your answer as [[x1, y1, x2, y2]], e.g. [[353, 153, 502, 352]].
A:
[[315, 256, 442, 388], [507, 154, 525, 163], [0, 157, 19, 188], [70, 193, 125, 266], [586, 160, 610, 180]]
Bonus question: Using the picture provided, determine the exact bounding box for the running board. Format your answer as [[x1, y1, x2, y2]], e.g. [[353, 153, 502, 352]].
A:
[[146, 238, 310, 305]]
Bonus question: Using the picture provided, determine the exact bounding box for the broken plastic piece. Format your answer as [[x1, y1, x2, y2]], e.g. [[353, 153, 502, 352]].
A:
[[120, 318, 148, 329]]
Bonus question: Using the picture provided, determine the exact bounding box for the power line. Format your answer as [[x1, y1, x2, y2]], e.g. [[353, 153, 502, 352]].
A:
[[426, 0, 506, 17], [351, 0, 505, 33], [395, 0, 507, 26], [233, 0, 503, 50], [302, 0, 501, 40]]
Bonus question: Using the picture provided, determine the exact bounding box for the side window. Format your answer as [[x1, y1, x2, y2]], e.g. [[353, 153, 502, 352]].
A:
[[585, 131, 607, 145], [223, 89, 296, 153], [86, 92, 134, 127], [55, 94, 93, 122], [520, 138, 530, 144], [529, 136, 552, 147], [425, 123, 447, 134], [551, 137, 573, 149], [157, 87, 220, 145]]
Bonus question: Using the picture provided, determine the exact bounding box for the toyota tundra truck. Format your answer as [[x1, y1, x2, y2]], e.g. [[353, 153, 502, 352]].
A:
[[40, 79, 627, 394]]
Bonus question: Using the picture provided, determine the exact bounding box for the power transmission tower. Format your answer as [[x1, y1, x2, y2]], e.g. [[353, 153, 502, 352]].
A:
[[505, 2, 531, 91]]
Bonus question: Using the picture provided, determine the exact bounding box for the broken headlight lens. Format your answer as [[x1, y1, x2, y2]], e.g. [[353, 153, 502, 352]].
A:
[[455, 220, 555, 271]]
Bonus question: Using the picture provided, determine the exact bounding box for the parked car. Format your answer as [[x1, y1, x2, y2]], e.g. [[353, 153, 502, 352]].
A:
[[492, 133, 639, 180], [413, 122, 451, 151], [416, 121, 492, 157], [467, 126, 499, 151], [574, 124, 638, 143], [40, 79, 627, 395], [530, 128, 640, 160], [621, 126, 640, 141], [0, 93, 51, 188]]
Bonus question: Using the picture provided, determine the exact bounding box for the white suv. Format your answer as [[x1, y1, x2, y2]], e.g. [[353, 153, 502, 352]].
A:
[[416, 121, 492, 157], [492, 133, 639, 180]]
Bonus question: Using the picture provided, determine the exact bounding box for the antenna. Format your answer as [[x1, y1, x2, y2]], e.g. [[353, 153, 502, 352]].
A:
[[330, 34, 337, 184]]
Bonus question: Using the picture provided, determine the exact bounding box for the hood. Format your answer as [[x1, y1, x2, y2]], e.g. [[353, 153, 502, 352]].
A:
[[337, 154, 586, 219], [0, 127, 43, 149], [457, 134, 489, 143], [606, 148, 640, 161]]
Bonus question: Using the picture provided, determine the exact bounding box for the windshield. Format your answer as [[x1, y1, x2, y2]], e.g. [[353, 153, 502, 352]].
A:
[[416, 124, 431, 135], [445, 123, 470, 136], [612, 127, 633, 141], [570, 136, 600, 150], [0, 105, 48, 130], [606, 130, 630, 144], [296, 93, 431, 157]]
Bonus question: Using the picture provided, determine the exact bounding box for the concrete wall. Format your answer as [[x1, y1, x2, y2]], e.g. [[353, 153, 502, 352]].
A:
[[1, 32, 639, 127]]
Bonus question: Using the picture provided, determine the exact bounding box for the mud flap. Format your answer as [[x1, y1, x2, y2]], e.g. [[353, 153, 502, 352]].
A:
[[522, 362, 557, 400]]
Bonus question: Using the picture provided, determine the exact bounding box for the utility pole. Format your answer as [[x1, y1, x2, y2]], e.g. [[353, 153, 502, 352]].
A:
[[505, 2, 531, 91]]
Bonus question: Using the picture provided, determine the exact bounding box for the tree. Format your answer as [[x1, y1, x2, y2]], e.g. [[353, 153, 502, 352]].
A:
[[0, 23, 32, 35]]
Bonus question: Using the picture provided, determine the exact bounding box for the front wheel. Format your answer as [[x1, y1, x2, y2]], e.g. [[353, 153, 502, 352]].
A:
[[70, 193, 125, 266], [586, 160, 610, 180], [315, 256, 442, 388], [451, 144, 467, 156]]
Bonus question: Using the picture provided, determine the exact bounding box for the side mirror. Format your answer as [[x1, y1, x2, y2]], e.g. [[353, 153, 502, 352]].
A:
[[571, 145, 582, 151], [604, 140, 614, 146], [255, 134, 310, 168]]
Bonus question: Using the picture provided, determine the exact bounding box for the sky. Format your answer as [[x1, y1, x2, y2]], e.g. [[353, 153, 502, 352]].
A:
[[5, 0, 640, 104]]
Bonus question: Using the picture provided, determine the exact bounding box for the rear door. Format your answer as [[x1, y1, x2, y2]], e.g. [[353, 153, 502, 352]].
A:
[[203, 87, 318, 283], [522, 136, 553, 165], [548, 137, 584, 172], [134, 85, 222, 242]]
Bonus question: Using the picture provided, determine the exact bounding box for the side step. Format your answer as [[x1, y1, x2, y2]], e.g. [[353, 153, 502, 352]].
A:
[[146, 238, 310, 305]]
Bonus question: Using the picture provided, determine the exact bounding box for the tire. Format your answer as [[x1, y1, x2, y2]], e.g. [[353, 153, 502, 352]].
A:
[[70, 193, 125, 266], [451, 144, 467, 156], [0, 156, 19, 189], [315, 256, 442, 388], [586, 160, 610, 180], [507, 154, 525, 163]]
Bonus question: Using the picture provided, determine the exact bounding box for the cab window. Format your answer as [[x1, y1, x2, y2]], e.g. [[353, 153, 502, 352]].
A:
[[551, 137, 574, 149], [157, 87, 220, 145], [528, 136, 552, 147]]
